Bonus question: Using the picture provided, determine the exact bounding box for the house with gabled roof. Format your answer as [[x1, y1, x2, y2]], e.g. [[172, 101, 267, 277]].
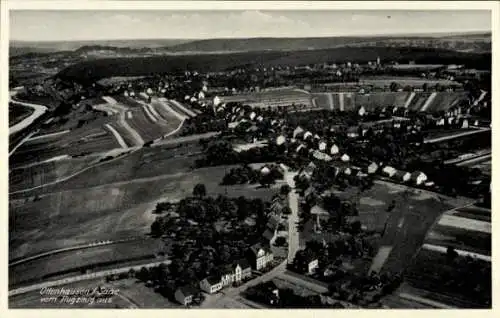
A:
[[175, 285, 199, 306], [411, 171, 428, 185], [247, 243, 274, 270], [200, 276, 223, 294]]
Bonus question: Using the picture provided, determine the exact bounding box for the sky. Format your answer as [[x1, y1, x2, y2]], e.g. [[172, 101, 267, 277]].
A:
[[10, 10, 492, 42]]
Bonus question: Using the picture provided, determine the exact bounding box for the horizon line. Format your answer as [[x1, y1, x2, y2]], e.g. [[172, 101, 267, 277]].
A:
[[10, 30, 492, 43]]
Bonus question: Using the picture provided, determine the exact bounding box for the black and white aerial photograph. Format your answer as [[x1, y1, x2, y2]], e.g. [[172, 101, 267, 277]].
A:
[[5, 0, 496, 311]]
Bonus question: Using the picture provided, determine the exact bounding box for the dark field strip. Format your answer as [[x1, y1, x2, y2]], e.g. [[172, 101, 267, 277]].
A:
[[404, 248, 491, 308]]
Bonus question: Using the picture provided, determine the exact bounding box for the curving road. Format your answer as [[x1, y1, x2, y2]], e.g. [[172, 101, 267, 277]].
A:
[[9, 95, 48, 135]]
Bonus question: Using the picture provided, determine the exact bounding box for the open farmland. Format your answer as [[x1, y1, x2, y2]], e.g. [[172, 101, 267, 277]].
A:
[[354, 92, 411, 110], [406, 92, 432, 111], [10, 239, 164, 287], [11, 118, 121, 167], [422, 92, 468, 112], [302, 181, 458, 275], [9, 154, 103, 192], [358, 76, 460, 87], [404, 247, 491, 308], [9, 103, 34, 126], [220, 88, 312, 108], [10, 154, 278, 259]]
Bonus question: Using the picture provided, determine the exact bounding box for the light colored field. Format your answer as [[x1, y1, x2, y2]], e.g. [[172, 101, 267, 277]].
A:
[[9, 155, 102, 192], [437, 214, 491, 234], [10, 162, 277, 259]]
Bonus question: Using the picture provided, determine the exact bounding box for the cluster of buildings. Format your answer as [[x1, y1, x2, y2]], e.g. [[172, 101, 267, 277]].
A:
[[174, 243, 275, 306]]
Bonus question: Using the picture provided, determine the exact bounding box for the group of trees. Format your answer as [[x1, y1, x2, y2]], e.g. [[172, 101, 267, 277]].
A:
[[147, 185, 285, 301]]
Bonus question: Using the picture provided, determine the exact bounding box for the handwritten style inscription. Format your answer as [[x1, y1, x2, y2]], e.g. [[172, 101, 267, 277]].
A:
[[39, 287, 119, 306]]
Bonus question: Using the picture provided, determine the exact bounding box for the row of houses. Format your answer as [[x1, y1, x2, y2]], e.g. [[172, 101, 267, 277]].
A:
[[174, 243, 275, 306]]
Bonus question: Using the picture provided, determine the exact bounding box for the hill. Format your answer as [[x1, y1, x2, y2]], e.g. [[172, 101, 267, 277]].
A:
[[56, 46, 491, 83], [165, 33, 491, 54]]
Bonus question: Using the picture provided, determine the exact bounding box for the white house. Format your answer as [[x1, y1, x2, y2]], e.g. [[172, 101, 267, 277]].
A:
[[249, 112, 257, 121], [185, 95, 190, 101], [382, 166, 397, 177], [260, 166, 271, 175], [341, 154, 350, 162], [367, 162, 378, 174], [213, 96, 222, 106], [307, 259, 319, 275], [146, 88, 153, 95], [358, 106, 367, 117], [276, 135, 286, 146], [303, 131, 313, 140], [319, 141, 327, 151], [330, 144, 340, 155], [411, 171, 427, 185], [256, 115, 264, 122], [293, 126, 305, 139], [200, 276, 223, 294], [343, 167, 352, 175], [461, 119, 469, 129], [198, 91, 205, 100]]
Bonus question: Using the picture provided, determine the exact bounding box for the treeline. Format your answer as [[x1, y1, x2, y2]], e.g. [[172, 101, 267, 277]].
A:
[[56, 47, 491, 83]]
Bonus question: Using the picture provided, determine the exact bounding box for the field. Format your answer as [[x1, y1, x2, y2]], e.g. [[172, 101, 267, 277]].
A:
[[10, 146, 279, 259], [9, 154, 102, 192], [9, 103, 34, 126], [406, 92, 432, 111], [11, 118, 121, 167], [311, 91, 466, 114], [424, 92, 468, 112], [10, 239, 164, 287], [354, 92, 411, 110], [404, 247, 491, 308], [358, 76, 460, 87], [472, 160, 491, 175], [301, 180, 456, 275], [422, 204, 491, 257], [221, 88, 312, 108]]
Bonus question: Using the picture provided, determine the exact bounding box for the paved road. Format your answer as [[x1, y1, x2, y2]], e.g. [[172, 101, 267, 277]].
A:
[[284, 169, 300, 264], [424, 128, 490, 144], [9, 96, 48, 135], [9, 259, 171, 297]]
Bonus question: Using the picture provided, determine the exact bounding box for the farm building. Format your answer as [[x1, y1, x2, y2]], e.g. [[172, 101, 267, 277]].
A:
[[330, 144, 340, 155], [382, 166, 397, 177], [200, 276, 223, 294], [341, 154, 350, 162], [293, 126, 305, 139], [411, 171, 428, 185], [367, 162, 379, 174], [175, 285, 198, 306]]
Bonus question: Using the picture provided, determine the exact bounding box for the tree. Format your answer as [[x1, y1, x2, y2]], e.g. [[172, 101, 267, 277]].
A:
[[389, 82, 399, 92], [280, 184, 291, 196], [193, 183, 207, 198]]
